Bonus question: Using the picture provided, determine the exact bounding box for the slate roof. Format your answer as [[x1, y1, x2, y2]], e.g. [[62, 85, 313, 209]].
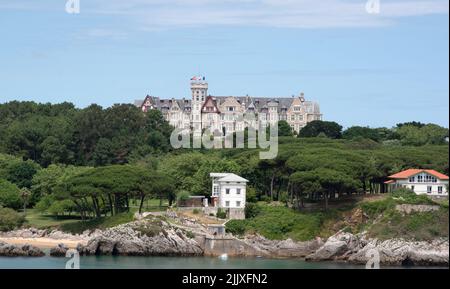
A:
[[135, 95, 321, 114]]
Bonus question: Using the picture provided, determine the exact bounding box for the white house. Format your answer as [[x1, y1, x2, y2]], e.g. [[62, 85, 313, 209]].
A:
[[210, 173, 248, 219], [385, 169, 449, 196]]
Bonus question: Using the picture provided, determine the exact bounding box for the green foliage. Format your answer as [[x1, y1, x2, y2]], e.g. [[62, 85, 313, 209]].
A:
[[368, 209, 449, 240], [360, 198, 396, 217], [192, 208, 200, 214], [299, 120, 343, 139], [216, 208, 227, 219], [59, 212, 134, 234], [277, 120, 293, 137], [245, 186, 257, 203], [390, 188, 436, 205], [177, 190, 191, 202], [244, 202, 261, 219], [0, 102, 172, 166], [396, 124, 448, 146], [343, 126, 382, 142], [226, 203, 325, 241], [225, 220, 247, 236], [0, 207, 25, 232], [0, 179, 22, 210]]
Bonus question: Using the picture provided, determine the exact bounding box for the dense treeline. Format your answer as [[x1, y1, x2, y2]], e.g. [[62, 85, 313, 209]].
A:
[[0, 101, 449, 220], [0, 101, 172, 167]]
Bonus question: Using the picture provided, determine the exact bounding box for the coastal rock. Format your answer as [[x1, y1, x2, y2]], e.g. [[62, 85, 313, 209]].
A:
[[306, 232, 358, 261], [306, 231, 449, 266], [242, 235, 323, 258], [77, 217, 204, 256], [0, 241, 45, 257], [50, 243, 69, 257]]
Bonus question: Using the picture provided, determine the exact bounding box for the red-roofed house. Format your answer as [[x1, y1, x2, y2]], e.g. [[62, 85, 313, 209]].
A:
[[384, 169, 449, 196]]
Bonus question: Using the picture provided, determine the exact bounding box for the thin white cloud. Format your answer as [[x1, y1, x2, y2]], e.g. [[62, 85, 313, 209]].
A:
[[0, 0, 448, 29]]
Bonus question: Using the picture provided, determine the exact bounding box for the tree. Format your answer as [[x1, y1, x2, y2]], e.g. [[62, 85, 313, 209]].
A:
[[5, 160, 40, 189], [0, 179, 22, 210], [343, 126, 381, 142], [0, 207, 25, 232], [298, 120, 343, 139], [277, 120, 293, 137], [396, 124, 449, 146]]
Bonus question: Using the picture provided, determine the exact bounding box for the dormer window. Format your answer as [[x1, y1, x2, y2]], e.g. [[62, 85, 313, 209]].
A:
[[409, 176, 415, 182], [228, 107, 235, 112]]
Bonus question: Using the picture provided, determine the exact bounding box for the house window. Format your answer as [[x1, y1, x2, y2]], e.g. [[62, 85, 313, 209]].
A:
[[236, 188, 241, 195], [225, 201, 230, 207], [228, 107, 235, 112], [226, 188, 230, 194], [213, 186, 219, 195], [294, 106, 301, 112], [236, 201, 241, 207], [438, 186, 443, 194], [417, 175, 423, 183], [411, 185, 415, 192], [427, 186, 432, 194], [409, 177, 415, 182]]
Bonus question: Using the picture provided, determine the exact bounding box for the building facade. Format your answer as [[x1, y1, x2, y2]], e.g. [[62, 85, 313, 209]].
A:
[[385, 169, 449, 196], [134, 79, 322, 134], [210, 173, 248, 219]]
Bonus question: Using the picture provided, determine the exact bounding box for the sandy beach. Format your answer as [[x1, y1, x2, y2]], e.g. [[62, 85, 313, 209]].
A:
[[0, 237, 86, 249]]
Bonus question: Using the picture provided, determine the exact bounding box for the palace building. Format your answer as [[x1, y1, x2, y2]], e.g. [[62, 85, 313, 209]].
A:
[[134, 77, 322, 134]]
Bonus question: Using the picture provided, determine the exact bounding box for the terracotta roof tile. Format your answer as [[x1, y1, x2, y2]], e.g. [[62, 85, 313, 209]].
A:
[[388, 169, 449, 180]]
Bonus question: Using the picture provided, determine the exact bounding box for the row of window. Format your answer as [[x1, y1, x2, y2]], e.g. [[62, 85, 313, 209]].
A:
[[409, 175, 438, 183], [410, 185, 444, 194], [225, 201, 242, 207]]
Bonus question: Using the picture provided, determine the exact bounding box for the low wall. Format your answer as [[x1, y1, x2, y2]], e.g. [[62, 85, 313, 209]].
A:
[[198, 236, 267, 257]]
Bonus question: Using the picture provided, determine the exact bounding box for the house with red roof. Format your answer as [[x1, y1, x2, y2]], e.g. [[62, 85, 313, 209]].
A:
[[384, 169, 449, 196]]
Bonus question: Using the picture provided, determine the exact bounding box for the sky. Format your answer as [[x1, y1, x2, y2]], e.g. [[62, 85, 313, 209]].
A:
[[0, 0, 448, 128]]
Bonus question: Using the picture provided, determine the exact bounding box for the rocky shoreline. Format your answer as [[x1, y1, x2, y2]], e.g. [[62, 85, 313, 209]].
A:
[[305, 231, 449, 267], [0, 216, 448, 267]]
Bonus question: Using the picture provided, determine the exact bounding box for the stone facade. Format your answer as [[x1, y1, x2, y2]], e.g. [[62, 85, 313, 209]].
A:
[[134, 80, 322, 134]]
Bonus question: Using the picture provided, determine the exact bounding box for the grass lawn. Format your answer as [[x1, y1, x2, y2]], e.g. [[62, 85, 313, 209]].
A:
[[24, 208, 81, 229]]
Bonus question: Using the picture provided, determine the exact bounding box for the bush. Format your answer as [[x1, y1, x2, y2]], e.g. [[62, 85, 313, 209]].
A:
[[259, 195, 271, 203], [390, 188, 435, 205], [192, 208, 200, 214], [177, 190, 191, 202], [216, 208, 227, 219], [0, 179, 22, 210], [225, 220, 246, 236], [360, 198, 396, 217], [0, 207, 25, 232], [245, 203, 261, 219]]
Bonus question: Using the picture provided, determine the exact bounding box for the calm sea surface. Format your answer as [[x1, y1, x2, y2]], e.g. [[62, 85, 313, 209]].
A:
[[0, 255, 439, 269], [0, 255, 367, 269]]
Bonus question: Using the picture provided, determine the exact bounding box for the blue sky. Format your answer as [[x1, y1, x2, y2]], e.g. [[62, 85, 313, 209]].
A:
[[0, 0, 448, 128]]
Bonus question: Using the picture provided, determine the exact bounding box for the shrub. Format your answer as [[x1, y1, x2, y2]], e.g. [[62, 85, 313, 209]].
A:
[[216, 208, 227, 219], [177, 190, 191, 202], [390, 188, 435, 205], [0, 207, 25, 232], [360, 198, 396, 217], [259, 195, 271, 203], [245, 203, 261, 219], [192, 208, 200, 214], [225, 220, 246, 236]]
